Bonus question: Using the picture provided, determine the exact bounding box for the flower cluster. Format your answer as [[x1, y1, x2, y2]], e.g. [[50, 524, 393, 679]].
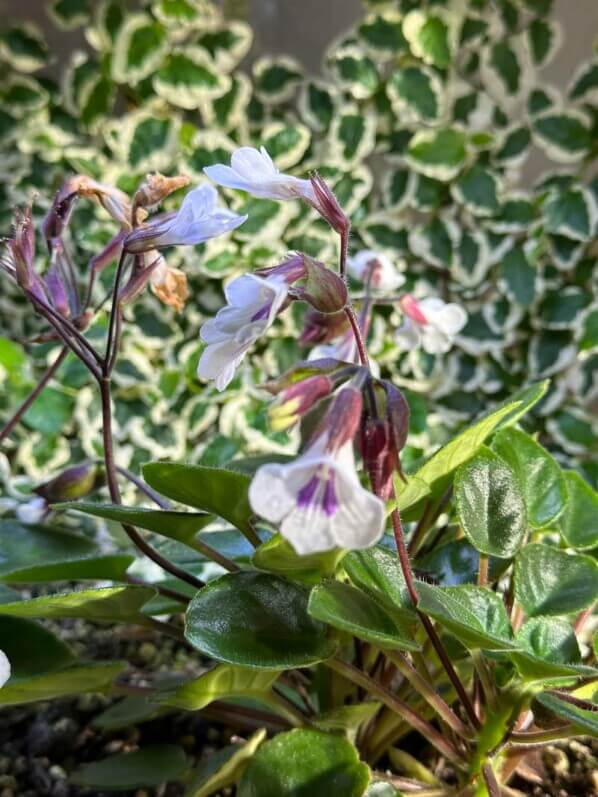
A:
[[194, 146, 468, 553]]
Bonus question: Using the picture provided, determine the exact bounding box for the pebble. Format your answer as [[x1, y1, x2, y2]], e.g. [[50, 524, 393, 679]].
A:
[[49, 765, 66, 780]]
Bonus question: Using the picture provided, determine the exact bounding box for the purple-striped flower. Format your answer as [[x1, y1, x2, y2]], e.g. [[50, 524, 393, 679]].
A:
[[248, 433, 385, 555], [197, 272, 290, 391]]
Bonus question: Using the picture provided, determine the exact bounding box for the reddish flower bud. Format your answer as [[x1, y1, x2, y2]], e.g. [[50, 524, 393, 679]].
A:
[[322, 385, 363, 452], [361, 417, 398, 500], [309, 173, 350, 236], [34, 461, 100, 503], [269, 374, 333, 431], [45, 264, 70, 317], [291, 256, 348, 314], [299, 306, 349, 345]]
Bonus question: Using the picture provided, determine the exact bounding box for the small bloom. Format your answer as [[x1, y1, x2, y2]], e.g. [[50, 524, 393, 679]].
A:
[[34, 461, 99, 503], [249, 433, 385, 555], [204, 146, 315, 202], [396, 295, 467, 355], [132, 172, 190, 213], [0, 649, 10, 688], [197, 272, 289, 391], [124, 184, 246, 254], [16, 496, 48, 525], [348, 250, 405, 292]]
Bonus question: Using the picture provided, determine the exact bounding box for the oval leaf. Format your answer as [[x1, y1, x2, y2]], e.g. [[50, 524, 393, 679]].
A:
[[558, 471, 598, 551], [454, 447, 527, 558], [238, 729, 370, 797], [185, 572, 337, 669], [72, 745, 188, 791]]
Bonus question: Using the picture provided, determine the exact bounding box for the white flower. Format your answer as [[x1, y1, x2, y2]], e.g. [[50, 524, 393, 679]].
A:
[[348, 250, 405, 292], [204, 146, 315, 202], [16, 496, 47, 525], [198, 273, 289, 391], [396, 295, 468, 355], [249, 436, 385, 555], [0, 649, 10, 688], [125, 184, 246, 252]]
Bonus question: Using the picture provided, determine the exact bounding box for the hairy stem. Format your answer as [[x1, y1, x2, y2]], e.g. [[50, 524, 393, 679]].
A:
[[0, 345, 68, 445], [326, 657, 465, 765]]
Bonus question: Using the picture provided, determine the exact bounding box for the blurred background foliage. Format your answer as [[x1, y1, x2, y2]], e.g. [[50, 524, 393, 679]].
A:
[[0, 0, 596, 504]]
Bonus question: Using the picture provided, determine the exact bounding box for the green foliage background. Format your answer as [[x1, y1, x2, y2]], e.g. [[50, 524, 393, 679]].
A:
[[0, 0, 596, 497]]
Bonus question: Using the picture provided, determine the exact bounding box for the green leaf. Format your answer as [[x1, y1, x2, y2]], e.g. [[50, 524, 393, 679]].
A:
[[510, 617, 597, 682], [403, 10, 451, 69], [111, 13, 168, 84], [154, 47, 229, 109], [535, 692, 598, 736], [528, 18, 560, 66], [308, 581, 419, 651], [238, 729, 370, 797], [514, 544, 598, 617], [406, 128, 467, 182], [143, 463, 252, 535], [187, 730, 266, 797], [0, 520, 133, 583], [484, 41, 522, 97], [0, 23, 48, 72], [49, 0, 92, 30], [558, 471, 598, 551], [93, 694, 170, 731], [23, 386, 73, 435], [299, 79, 336, 131], [0, 586, 156, 624], [0, 616, 76, 676], [500, 244, 536, 306], [59, 502, 213, 545], [260, 121, 311, 170], [0, 661, 125, 706], [416, 583, 517, 651], [492, 428, 568, 529], [543, 187, 597, 242], [253, 56, 302, 103], [495, 126, 532, 165], [358, 13, 407, 55], [162, 664, 281, 711], [344, 547, 412, 615], [533, 111, 592, 163], [330, 107, 376, 167], [387, 66, 442, 124], [253, 534, 343, 584], [329, 47, 379, 99], [569, 59, 598, 103], [185, 572, 337, 669], [453, 165, 500, 216], [72, 745, 189, 791], [395, 383, 548, 513]]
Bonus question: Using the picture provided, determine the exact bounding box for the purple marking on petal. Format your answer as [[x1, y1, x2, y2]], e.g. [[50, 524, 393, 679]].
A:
[[322, 474, 338, 516], [251, 302, 271, 322], [297, 475, 319, 508]]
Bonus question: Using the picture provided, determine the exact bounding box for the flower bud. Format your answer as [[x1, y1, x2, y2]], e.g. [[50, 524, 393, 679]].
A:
[[34, 461, 100, 503], [291, 256, 348, 314], [299, 306, 349, 345], [361, 416, 398, 500], [383, 381, 410, 456], [268, 374, 333, 431], [309, 173, 350, 236], [322, 385, 363, 452], [45, 264, 70, 317], [10, 205, 36, 291]]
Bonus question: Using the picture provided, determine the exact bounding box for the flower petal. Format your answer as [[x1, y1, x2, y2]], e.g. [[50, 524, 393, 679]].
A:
[[0, 649, 10, 689], [434, 303, 468, 335], [331, 476, 386, 550], [249, 463, 296, 524]]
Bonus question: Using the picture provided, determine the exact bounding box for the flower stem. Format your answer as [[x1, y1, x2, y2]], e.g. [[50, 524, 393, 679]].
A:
[[326, 657, 465, 766], [345, 305, 370, 367], [390, 500, 482, 731], [99, 376, 204, 592], [0, 345, 68, 445]]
